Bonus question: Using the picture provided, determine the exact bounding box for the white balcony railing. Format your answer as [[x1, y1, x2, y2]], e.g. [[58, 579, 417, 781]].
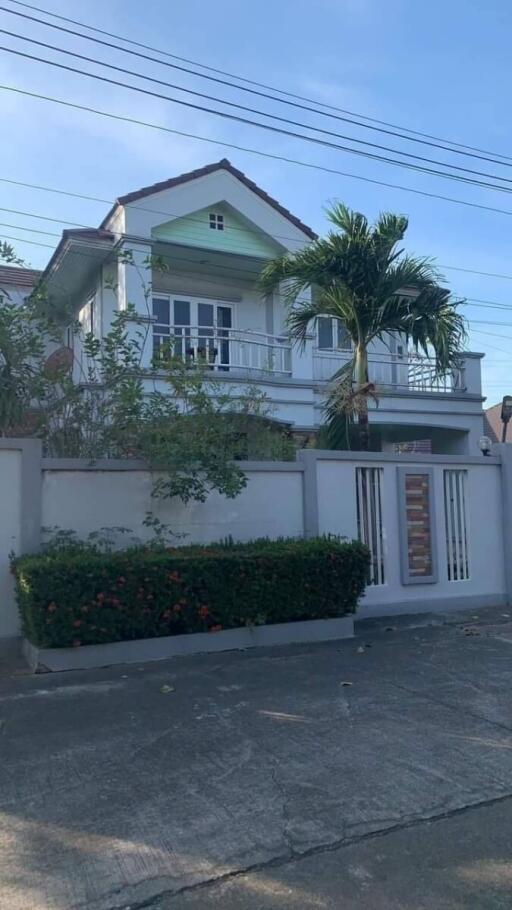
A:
[[313, 349, 466, 394], [154, 327, 292, 375]]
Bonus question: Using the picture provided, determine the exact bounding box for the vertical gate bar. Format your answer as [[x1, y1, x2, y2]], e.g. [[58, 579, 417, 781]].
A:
[[459, 471, 469, 579], [452, 469, 462, 581], [374, 469, 384, 585], [445, 471, 454, 581]]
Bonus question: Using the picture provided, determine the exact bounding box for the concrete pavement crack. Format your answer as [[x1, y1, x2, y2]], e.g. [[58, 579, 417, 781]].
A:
[[387, 678, 512, 737], [109, 788, 512, 910]]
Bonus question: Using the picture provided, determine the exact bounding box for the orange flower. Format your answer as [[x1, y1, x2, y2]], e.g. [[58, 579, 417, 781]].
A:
[[209, 624, 222, 633], [199, 605, 210, 618]]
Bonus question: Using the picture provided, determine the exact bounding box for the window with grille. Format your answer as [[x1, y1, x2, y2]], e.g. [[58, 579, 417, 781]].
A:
[[444, 469, 470, 581], [356, 467, 385, 585], [209, 212, 224, 231]]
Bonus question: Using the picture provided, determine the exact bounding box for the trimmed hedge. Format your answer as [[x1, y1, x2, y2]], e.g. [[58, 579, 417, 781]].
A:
[[13, 537, 370, 649]]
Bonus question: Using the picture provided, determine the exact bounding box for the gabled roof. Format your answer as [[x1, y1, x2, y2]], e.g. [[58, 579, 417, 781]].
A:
[[100, 159, 317, 239], [0, 265, 42, 288]]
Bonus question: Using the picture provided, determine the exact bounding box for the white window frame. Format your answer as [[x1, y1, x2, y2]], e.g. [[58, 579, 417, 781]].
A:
[[78, 296, 95, 336], [209, 212, 224, 231], [152, 294, 234, 368], [316, 316, 352, 352]]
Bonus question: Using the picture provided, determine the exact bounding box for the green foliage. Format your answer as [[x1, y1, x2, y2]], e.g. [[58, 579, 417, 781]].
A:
[[259, 204, 467, 449], [13, 537, 370, 648], [0, 244, 293, 500], [0, 242, 25, 266]]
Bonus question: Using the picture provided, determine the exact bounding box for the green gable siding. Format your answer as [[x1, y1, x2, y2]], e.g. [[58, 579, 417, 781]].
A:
[[151, 204, 280, 258]]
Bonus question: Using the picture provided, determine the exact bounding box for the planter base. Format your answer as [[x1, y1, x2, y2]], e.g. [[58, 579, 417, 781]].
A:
[[22, 615, 355, 672]]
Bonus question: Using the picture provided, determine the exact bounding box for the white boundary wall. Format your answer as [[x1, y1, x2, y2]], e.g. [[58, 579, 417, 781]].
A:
[[0, 441, 510, 640]]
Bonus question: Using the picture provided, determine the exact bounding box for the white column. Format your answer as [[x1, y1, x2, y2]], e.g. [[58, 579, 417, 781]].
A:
[[285, 283, 315, 381], [116, 240, 154, 369]]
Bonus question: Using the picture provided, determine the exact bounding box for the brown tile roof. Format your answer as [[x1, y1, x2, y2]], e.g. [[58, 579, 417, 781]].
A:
[[484, 402, 509, 443], [100, 159, 317, 240], [0, 265, 42, 287]]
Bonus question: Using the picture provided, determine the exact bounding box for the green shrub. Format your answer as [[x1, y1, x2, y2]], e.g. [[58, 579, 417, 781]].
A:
[[13, 537, 370, 649]]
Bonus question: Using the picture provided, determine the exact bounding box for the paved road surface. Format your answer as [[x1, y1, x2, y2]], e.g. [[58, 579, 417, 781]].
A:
[[1, 608, 512, 909]]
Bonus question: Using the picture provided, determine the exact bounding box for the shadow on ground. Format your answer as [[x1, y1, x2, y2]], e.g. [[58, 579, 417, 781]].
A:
[[1, 606, 512, 909]]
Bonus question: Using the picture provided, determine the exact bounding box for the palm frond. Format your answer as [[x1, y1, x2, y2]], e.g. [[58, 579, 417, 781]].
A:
[[327, 203, 369, 239], [286, 298, 324, 349], [261, 201, 467, 450]]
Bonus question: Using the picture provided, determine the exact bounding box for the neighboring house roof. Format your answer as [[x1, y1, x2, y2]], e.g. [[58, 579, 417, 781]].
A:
[[100, 158, 318, 240], [484, 402, 507, 442], [0, 266, 42, 288]]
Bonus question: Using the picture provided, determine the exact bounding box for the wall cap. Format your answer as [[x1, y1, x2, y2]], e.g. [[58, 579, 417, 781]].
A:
[[42, 457, 304, 472], [297, 450, 501, 465]]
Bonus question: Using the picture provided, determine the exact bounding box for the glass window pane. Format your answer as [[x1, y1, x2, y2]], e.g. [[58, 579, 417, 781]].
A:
[[217, 306, 232, 328], [173, 299, 190, 326], [198, 303, 214, 327], [317, 317, 333, 350], [336, 320, 351, 350], [152, 297, 169, 325]]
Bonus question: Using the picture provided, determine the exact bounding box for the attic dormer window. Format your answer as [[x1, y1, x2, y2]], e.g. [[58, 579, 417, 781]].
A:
[[209, 212, 224, 231]]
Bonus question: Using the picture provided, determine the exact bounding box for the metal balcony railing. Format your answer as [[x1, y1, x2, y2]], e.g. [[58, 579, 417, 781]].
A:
[[153, 327, 293, 375], [312, 349, 466, 393]]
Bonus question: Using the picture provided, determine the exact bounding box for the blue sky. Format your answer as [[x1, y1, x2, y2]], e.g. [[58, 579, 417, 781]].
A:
[[1, 0, 512, 404]]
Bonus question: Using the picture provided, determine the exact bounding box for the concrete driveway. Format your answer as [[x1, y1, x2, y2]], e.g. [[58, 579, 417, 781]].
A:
[[2, 608, 512, 909]]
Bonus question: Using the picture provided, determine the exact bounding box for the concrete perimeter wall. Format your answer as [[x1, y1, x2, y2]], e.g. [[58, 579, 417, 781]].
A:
[[1, 441, 511, 640]]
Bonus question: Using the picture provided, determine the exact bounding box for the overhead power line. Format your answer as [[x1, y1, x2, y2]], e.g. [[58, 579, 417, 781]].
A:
[[7, 85, 512, 226], [4, 201, 512, 287], [8, 26, 512, 184], [440, 264, 512, 281], [5, 215, 512, 328], [5, 67, 512, 204], [4, 0, 512, 167], [6, 45, 512, 196]]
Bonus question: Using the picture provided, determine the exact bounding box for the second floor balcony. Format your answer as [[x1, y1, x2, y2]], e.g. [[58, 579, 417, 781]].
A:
[[152, 321, 476, 397], [312, 348, 467, 394]]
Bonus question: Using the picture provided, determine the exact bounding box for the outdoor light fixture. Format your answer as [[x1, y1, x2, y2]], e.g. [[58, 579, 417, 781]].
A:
[[479, 435, 492, 456], [501, 395, 512, 442]]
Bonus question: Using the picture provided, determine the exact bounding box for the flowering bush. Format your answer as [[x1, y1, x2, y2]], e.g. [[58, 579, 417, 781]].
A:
[[13, 537, 369, 649]]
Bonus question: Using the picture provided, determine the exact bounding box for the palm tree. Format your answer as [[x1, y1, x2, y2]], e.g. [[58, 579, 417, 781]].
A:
[[259, 204, 467, 450]]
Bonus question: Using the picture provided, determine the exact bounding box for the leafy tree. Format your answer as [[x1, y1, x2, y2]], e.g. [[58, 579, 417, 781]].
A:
[[260, 204, 467, 450], [0, 244, 293, 501]]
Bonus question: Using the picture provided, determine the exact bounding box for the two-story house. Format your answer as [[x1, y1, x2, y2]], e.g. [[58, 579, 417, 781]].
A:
[[15, 159, 485, 453]]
